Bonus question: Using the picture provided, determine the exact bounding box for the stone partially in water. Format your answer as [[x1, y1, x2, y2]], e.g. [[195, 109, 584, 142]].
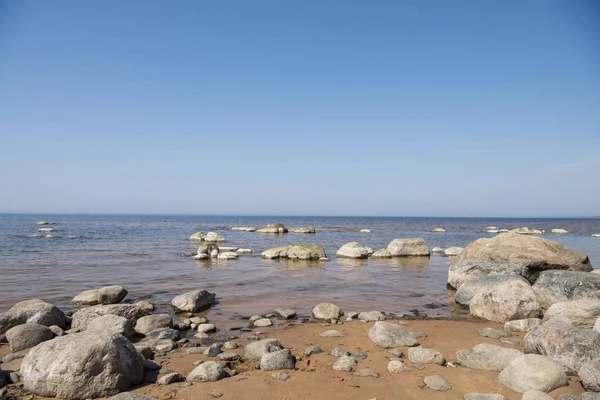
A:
[[387, 238, 430, 257], [72, 289, 100, 305], [336, 242, 370, 259], [98, 285, 128, 305]]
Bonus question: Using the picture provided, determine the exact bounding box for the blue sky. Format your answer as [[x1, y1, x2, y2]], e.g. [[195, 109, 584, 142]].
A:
[[0, 1, 598, 217]]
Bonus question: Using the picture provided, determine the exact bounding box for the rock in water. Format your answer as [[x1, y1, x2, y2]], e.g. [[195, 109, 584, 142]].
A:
[[455, 275, 530, 306], [386, 238, 430, 257], [260, 349, 295, 370], [6, 323, 54, 351], [72, 289, 100, 305], [312, 303, 343, 320], [170, 289, 216, 312], [189, 232, 206, 241], [448, 233, 592, 289], [444, 247, 463, 257], [20, 331, 144, 399], [187, 361, 227, 382], [455, 343, 522, 371], [469, 278, 541, 323], [0, 299, 66, 334], [98, 285, 128, 304], [87, 314, 135, 339], [71, 304, 150, 331], [368, 321, 419, 348], [498, 354, 568, 393], [336, 242, 371, 259], [204, 232, 225, 242], [257, 223, 288, 234], [371, 248, 392, 258], [532, 270, 600, 309], [543, 299, 600, 329], [134, 314, 173, 336]]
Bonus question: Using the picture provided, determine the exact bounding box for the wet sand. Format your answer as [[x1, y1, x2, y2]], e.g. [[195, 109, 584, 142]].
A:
[[0, 319, 585, 400]]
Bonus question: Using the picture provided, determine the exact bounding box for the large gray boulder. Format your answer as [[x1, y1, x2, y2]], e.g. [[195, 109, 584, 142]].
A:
[[454, 275, 530, 306], [6, 323, 54, 351], [261, 245, 326, 260], [336, 242, 370, 259], [170, 289, 215, 312], [469, 278, 541, 323], [243, 339, 284, 361], [0, 299, 66, 334], [98, 286, 128, 304], [312, 303, 343, 320], [532, 270, 600, 309], [579, 358, 600, 392], [368, 321, 419, 348], [187, 361, 227, 382], [524, 317, 600, 372], [448, 233, 592, 289], [498, 354, 568, 393], [87, 314, 135, 339], [134, 314, 172, 336], [72, 289, 100, 305], [387, 238, 430, 257], [20, 331, 144, 399], [71, 304, 150, 331], [543, 300, 600, 329], [455, 343, 523, 371], [260, 349, 295, 370]]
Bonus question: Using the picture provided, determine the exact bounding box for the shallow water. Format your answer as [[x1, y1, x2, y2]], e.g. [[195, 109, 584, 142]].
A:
[[1, 214, 599, 324]]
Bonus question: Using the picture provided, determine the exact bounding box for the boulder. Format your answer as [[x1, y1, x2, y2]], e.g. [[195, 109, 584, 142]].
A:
[[469, 278, 541, 323], [448, 233, 592, 289], [532, 271, 600, 309], [455, 275, 530, 306], [187, 361, 227, 382], [444, 247, 464, 257], [505, 318, 542, 332], [579, 358, 600, 392], [336, 242, 370, 259], [170, 289, 215, 312], [312, 303, 343, 320], [134, 314, 172, 336], [543, 299, 600, 329], [98, 286, 128, 304], [0, 299, 66, 334], [87, 314, 135, 339], [243, 339, 284, 361], [498, 354, 568, 393], [189, 232, 206, 241], [72, 289, 100, 305], [260, 349, 295, 370], [371, 248, 392, 258], [455, 343, 523, 371], [6, 323, 54, 352], [524, 317, 600, 372], [197, 243, 219, 255], [204, 232, 225, 242], [71, 304, 150, 331], [368, 321, 419, 348], [261, 246, 290, 259], [387, 238, 430, 257], [408, 346, 445, 365], [20, 331, 144, 399]]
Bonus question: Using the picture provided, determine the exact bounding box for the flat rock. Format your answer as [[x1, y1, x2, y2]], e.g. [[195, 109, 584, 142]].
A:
[[424, 375, 451, 391], [243, 338, 283, 361], [498, 354, 568, 394], [217, 251, 238, 260], [407, 346, 445, 365], [170, 289, 215, 312], [371, 249, 392, 258], [198, 323, 217, 333], [88, 314, 135, 339], [543, 299, 600, 329], [275, 309, 296, 319], [312, 303, 343, 320], [260, 349, 295, 371], [455, 343, 522, 371], [448, 233, 592, 289], [262, 244, 326, 260], [354, 369, 379, 378], [6, 323, 54, 352], [187, 361, 227, 382], [134, 314, 172, 336], [217, 352, 240, 362], [146, 328, 180, 341], [109, 393, 157, 400], [254, 318, 272, 327], [368, 321, 419, 348], [20, 331, 144, 399], [98, 285, 128, 304], [387, 238, 430, 257], [532, 270, 600, 309]]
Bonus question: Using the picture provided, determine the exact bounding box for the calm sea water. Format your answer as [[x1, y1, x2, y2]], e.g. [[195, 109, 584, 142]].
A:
[[1, 215, 599, 325]]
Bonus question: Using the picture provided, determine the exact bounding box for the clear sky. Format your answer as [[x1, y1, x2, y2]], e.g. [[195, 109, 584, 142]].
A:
[[0, 1, 598, 217]]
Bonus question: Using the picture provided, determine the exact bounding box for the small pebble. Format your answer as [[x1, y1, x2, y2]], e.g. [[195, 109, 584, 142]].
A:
[[355, 352, 368, 359], [272, 372, 290, 381]]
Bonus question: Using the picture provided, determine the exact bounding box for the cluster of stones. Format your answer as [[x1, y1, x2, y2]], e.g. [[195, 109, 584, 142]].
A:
[[230, 224, 316, 234], [486, 226, 572, 235], [187, 232, 253, 261], [336, 238, 431, 259]]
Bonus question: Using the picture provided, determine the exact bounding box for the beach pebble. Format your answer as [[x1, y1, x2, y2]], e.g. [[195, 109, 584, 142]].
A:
[[243, 339, 284, 361], [358, 311, 385, 322], [368, 321, 419, 348], [387, 360, 409, 373], [190, 317, 206, 324], [217, 352, 241, 361], [331, 348, 350, 357], [260, 349, 295, 371], [388, 349, 404, 358], [187, 361, 227, 382], [333, 356, 357, 372], [223, 341, 238, 349], [424, 375, 451, 392], [319, 329, 343, 338], [355, 352, 368, 359], [170, 289, 216, 312], [312, 303, 343, 321], [157, 372, 183, 385], [146, 328, 180, 341], [408, 346, 445, 365], [478, 327, 512, 340], [134, 301, 154, 311], [204, 343, 223, 357], [198, 323, 217, 333], [254, 318, 273, 327], [276, 309, 296, 319], [304, 346, 324, 356]]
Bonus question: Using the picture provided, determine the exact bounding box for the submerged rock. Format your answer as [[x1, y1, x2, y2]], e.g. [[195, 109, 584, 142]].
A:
[[230, 226, 257, 232], [386, 238, 430, 257], [20, 331, 144, 399], [448, 233, 592, 289], [371, 248, 392, 258], [290, 227, 316, 234], [511, 227, 543, 235], [443, 247, 463, 257], [262, 244, 326, 260], [189, 232, 206, 241]]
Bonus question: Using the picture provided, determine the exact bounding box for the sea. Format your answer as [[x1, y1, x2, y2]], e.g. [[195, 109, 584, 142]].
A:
[[1, 215, 599, 326]]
